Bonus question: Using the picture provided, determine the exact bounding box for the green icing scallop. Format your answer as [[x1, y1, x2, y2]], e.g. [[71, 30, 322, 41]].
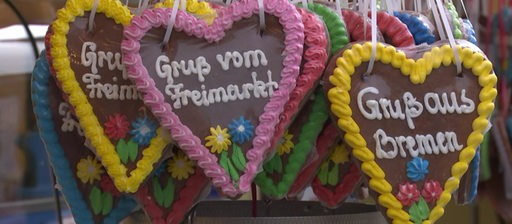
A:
[[307, 3, 349, 54]]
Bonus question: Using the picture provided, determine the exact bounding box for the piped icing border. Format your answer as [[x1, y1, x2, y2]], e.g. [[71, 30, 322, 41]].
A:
[[326, 41, 497, 223], [48, 0, 170, 193], [304, 3, 348, 53], [371, 11, 415, 47], [255, 88, 329, 198], [394, 11, 436, 45], [31, 51, 138, 224], [121, 0, 304, 196], [156, 0, 217, 24], [136, 166, 210, 224], [269, 6, 328, 162]]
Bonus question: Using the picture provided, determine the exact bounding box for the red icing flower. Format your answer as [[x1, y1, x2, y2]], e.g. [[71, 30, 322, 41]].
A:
[[396, 182, 420, 207], [99, 174, 121, 197], [421, 180, 443, 203], [104, 113, 129, 140]]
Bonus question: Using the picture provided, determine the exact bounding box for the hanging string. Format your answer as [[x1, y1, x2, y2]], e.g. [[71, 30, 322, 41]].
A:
[[258, 0, 266, 31], [88, 0, 100, 32], [161, 0, 181, 48], [417, 0, 422, 11], [342, 0, 348, 8], [301, 0, 308, 11], [365, 0, 378, 76], [125, 0, 130, 6], [459, 0, 469, 19], [385, 0, 394, 15], [429, 0, 446, 39], [435, 0, 462, 75], [335, 0, 342, 16], [362, 0, 369, 40]]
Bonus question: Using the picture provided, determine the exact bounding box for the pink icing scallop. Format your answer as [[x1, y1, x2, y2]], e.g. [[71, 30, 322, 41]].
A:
[[122, 0, 304, 197]]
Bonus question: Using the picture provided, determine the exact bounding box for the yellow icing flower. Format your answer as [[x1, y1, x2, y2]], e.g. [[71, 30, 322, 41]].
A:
[[277, 131, 294, 156], [330, 144, 350, 164], [76, 156, 104, 184], [205, 125, 232, 154], [167, 152, 195, 180]]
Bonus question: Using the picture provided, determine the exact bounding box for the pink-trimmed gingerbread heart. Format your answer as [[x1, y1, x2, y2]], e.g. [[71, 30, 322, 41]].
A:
[[121, 0, 304, 197]]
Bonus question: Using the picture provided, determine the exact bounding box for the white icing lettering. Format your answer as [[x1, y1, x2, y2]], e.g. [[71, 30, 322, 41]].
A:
[[58, 102, 84, 136], [156, 55, 211, 84], [216, 49, 268, 70], [165, 70, 278, 109], [374, 129, 463, 159], [82, 73, 141, 100], [81, 42, 123, 74]]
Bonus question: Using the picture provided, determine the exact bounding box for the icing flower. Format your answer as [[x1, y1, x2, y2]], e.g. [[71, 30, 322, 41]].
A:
[[99, 174, 121, 197], [407, 157, 429, 182], [205, 125, 232, 154], [396, 182, 420, 207], [167, 152, 195, 180], [330, 144, 350, 164], [421, 180, 443, 203], [76, 156, 104, 184], [228, 116, 254, 144], [104, 113, 130, 140], [130, 116, 158, 146], [277, 130, 294, 156]]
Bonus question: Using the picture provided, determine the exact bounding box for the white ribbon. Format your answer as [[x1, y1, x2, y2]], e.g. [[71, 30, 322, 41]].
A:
[[435, 0, 462, 74], [365, 0, 377, 76], [301, 0, 308, 11], [335, 0, 342, 16], [88, 0, 100, 32], [429, 0, 446, 39], [162, 0, 181, 47], [258, 0, 266, 31]]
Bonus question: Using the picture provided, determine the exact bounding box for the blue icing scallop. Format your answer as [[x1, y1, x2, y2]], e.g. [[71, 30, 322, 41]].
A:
[[463, 19, 477, 45], [394, 11, 435, 45]]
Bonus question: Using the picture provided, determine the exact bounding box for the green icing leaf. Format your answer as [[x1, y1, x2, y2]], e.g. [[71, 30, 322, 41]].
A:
[[275, 155, 283, 173], [153, 177, 175, 208], [263, 155, 282, 174], [220, 152, 239, 182], [317, 161, 329, 185], [153, 177, 165, 207], [263, 155, 276, 173], [162, 178, 175, 208], [101, 192, 113, 215], [409, 197, 430, 224], [116, 139, 129, 164], [127, 138, 138, 162], [88, 186, 103, 215], [231, 144, 246, 171], [327, 163, 340, 186]]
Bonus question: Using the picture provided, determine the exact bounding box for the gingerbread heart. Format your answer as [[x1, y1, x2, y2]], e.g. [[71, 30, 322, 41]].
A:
[[32, 51, 138, 224], [324, 40, 497, 223], [136, 147, 210, 224], [121, 0, 304, 197], [47, 0, 172, 193], [312, 141, 362, 208]]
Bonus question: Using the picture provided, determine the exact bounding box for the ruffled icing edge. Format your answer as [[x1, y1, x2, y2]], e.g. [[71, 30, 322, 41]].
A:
[[269, 6, 328, 163], [121, 0, 304, 197], [394, 11, 436, 45], [135, 167, 210, 224], [326, 41, 497, 223], [307, 3, 349, 53], [49, 0, 171, 193], [372, 11, 415, 47], [255, 88, 329, 198], [31, 50, 137, 224]]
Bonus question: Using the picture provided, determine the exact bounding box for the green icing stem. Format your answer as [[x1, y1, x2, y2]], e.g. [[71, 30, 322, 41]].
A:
[[306, 3, 349, 54], [445, 2, 463, 39], [255, 89, 329, 198]]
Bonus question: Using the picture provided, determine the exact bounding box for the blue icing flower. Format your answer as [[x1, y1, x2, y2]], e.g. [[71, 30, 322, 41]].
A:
[[407, 157, 429, 182], [228, 116, 254, 144], [130, 116, 157, 146]]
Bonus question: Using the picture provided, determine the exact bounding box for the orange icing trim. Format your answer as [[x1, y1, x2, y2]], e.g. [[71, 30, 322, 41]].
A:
[[327, 42, 497, 223]]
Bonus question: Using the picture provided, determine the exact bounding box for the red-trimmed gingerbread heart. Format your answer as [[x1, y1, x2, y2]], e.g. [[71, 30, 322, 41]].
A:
[[136, 147, 210, 224], [324, 40, 497, 223], [121, 0, 304, 197], [47, 0, 172, 193]]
